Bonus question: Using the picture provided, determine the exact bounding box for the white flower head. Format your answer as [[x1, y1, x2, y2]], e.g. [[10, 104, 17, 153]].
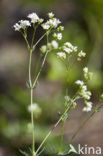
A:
[[83, 67, 88, 73], [78, 50, 86, 61], [38, 18, 44, 24], [57, 26, 64, 31], [40, 45, 47, 53], [13, 23, 21, 31], [83, 101, 92, 112], [13, 20, 31, 31], [51, 40, 58, 49], [42, 23, 50, 30], [53, 33, 62, 40], [64, 42, 73, 49], [64, 47, 72, 54], [19, 20, 31, 29], [57, 52, 66, 59], [75, 80, 84, 86], [48, 12, 54, 18], [28, 13, 39, 23]]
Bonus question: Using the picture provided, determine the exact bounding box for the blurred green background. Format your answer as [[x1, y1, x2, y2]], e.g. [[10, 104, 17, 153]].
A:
[[0, 0, 103, 156]]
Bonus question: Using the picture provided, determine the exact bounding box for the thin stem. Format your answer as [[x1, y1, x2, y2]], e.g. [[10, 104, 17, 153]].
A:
[[32, 51, 48, 89], [68, 104, 103, 144], [33, 32, 47, 50], [31, 88, 35, 155], [32, 32, 49, 89], [31, 25, 37, 49], [60, 121, 65, 152], [36, 106, 71, 154], [29, 51, 32, 87]]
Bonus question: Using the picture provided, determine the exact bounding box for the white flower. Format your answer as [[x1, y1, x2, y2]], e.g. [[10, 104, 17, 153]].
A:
[[19, 20, 31, 29], [48, 18, 61, 28], [42, 17, 61, 30], [28, 13, 39, 23], [28, 103, 39, 112], [64, 47, 72, 54], [73, 46, 78, 52], [75, 80, 84, 86], [51, 40, 58, 49], [38, 18, 44, 24], [53, 33, 62, 40], [83, 67, 88, 73], [64, 42, 77, 52], [64, 42, 73, 49], [57, 52, 66, 59], [78, 50, 86, 61], [83, 102, 92, 112], [83, 107, 91, 112], [42, 23, 50, 30], [13, 20, 31, 31], [40, 45, 47, 53], [57, 26, 64, 31], [65, 96, 70, 102], [48, 12, 54, 18], [13, 23, 21, 31]]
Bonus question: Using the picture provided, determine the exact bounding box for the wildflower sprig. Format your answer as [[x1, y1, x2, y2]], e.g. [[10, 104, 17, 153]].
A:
[[13, 12, 103, 156]]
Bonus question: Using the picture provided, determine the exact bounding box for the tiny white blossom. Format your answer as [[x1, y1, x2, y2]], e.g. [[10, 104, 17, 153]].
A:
[[83, 102, 92, 112], [38, 18, 44, 24], [81, 85, 87, 91], [57, 26, 64, 31], [53, 33, 62, 40], [19, 20, 31, 29], [64, 42, 73, 49], [83, 67, 88, 73], [57, 52, 66, 59], [64, 47, 72, 54], [48, 12, 54, 18], [28, 13, 39, 23], [75, 80, 84, 86], [42, 23, 50, 30], [64, 42, 77, 52], [13, 23, 21, 31], [78, 50, 86, 61], [13, 20, 31, 31], [40, 45, 47, 53], [51, 40, 58, 49]]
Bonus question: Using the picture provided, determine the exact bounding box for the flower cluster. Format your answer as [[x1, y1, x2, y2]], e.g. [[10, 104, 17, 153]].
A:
[[77, 50, 86, 61], [13, 12, 61, 32], [42, 13, 61, 30], [83, 101, 92, 112], [75, 79, 92, 112], [56, 42, 78, 59], [14, 20, 31, 31], [53, 33, 62, 40], [83, 67, 93, 80]]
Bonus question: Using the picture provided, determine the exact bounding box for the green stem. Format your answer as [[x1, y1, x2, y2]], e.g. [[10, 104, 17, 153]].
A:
[[32, 32, 49, 89], [33, 32, 47, 51], [29, 51, 32, 87], [32, 51, 48, 89], [36, 106, 71, 154], [60, 121, 65, 152], [31, 88, 35, 155], [31, 25, 36, 49]]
